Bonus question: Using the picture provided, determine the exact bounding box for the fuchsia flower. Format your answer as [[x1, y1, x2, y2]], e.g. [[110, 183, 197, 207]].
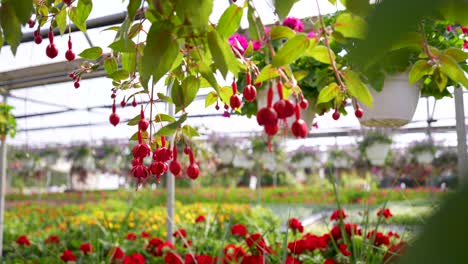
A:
[[447, 25, 453, 32], [228, 34, 249, 54], [283, 17, 304, 32], [307, 31, 316, 39]]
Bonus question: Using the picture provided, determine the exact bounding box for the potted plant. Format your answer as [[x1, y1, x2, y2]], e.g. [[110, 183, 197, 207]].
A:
[[358, 131, 393, 166], [328, 149, 353, 169], [0, 103, 16, 141], [290, 146, 320, 169], [408, 140, 437, 164]]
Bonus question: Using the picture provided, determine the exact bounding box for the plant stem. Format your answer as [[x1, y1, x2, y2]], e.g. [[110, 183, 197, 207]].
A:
[[420, 22, 437, 61], [149, 81, 155, 144]]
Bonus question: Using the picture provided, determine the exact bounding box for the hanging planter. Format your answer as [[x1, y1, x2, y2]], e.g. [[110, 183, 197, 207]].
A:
[[218, 148, 235, 165], [359, 73, 420, 128], [409, 140, 437, 164], [358, 131, 393, 166], [233, 155, 254, 169]]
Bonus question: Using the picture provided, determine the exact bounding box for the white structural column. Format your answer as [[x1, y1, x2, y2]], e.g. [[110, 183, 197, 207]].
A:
[[0, 95, 7, 256], [166, 81, 175, 243], [454, 88, 468, 183]]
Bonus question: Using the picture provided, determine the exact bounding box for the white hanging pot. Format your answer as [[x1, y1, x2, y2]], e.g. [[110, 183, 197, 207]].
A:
[[257, 88, 315, 133], [233, 155, 254, 169], [365, 142, 391, 166], [360, 73, 420, 128], [219, 149, 235, 165], [293, 156, 318, 169], [415, 150, 434, 164], [333, 157, 349, 168]]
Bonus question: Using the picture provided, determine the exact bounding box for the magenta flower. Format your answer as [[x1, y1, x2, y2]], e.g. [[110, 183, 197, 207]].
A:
[[283, 17, 304, 32], [464, 40, 468, 50], [228, 34, 248, 54], [223, 111, 231, 118], [462, 26, 468, 34], [252, 40, 262, 51], [307, 31, 316, 39], [446, 25, 453, 32]]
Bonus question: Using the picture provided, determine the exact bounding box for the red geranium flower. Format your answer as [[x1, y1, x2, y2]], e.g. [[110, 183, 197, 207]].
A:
[[367, 231, 390, 246], [183, 240, 192, 248], [285, 256, 302, 264], [16, 235, 31, 246], [324, 259, 337, 264], [195, 215, 206, 223], [141, 231, 150, 238], [288, 218, 304, 233], [126, 233, 138, 241], [60, 250, 77, 262], [110, 246, 125, 260], [223, 244, 245, 263], [196, 254, 214, 264], [240, 255, 264, 264], [245, 233, 272, 254], [80, 243, 93, 254], [288, 240, 307, 255], [377, 208, 393, 219], [45, 235, 60, 244], [330, 209, 347, 221], [123, 253, 145, 264], [185, 254, 196, 264], [146, 238, 164, 256], [156, 241, 175, 256], [384, 241, 407, 262], [339, 243, 352, 256], [331, 223, 361, 241], [165, 252, 183, 264], [173, 228, 187, 239], [388, 231, 400, 239], [231, 224, 248, 237]]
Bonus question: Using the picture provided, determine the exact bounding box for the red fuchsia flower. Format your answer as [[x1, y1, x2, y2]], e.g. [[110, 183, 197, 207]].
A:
[[384, 241, 407, 262], [331, 223, 362, 241], [165, 252, 183, 264], [367, 231, 390, 246], [288, 218, 304, 233], [195, 215, 206, 223], [228, 33, 249, 54], [223, 244, 245, 263], [44, 235, 60, 244], [283, 17, 304, 32], [156, 241, 175, 256], [173, 228, 187, 239], [110, 246, 125, 260], [245, 233, 272, 254], [231, 223, 248, 237], [339, 243, 352, 257], [388, 231, 400, 239], [146, 238, 164, 256], [330, 209, 347, 221], [16, 235, 31, 246], [60, 250, 77, 262], [252, 40, 262, 51], [80, 243, 93, 254], [141, 231, 150, 238], [123, 253, 145, 264], [126, 232, 138, 240], [447, 25, 453, 31], [462, 26, 468, 34], [324, 259, 337, 264], [377, 208, 393, 219], [240, 255, 264, 264], [285, 256, 302, 264]]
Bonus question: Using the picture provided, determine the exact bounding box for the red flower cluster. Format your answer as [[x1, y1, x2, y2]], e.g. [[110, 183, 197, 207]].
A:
[[16, 235, 31, 246], [123, 253, 145, 264], [330, 209, 347, 221], [195, 215, 206, 223], [231, 223, 248, 237], [80, 243, 93, 254], [44, 235, 60, 244], [173, 228, 187, 239], [60, 250, 76, 262], [367, 231, 391, 246], [288, 218, 304, 233], [377, 208, 393, 218], [245, 233, 273, 254], [126, 232, 138, 241]]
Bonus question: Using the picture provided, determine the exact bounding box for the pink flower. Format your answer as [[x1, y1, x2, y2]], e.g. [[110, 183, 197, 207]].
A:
[[228, 34, 249, 54], [461, 26, 468, 34], [223, 111, 231, 118], [307, 31, 316, 39], [252, 40, 262, 51], [464, 40, 468, 50], [447, 25, 453, 32], [283, 17, 304, 32]]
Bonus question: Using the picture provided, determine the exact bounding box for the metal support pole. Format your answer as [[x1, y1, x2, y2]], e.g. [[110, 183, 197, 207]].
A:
[[166, 80, 175, 243], [454, 88, 468, 184], [0, 95, 8, 256]]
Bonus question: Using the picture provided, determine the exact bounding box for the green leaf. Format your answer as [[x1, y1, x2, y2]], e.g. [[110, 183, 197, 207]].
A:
[[127, 0, 142, 21], [444, 48, 468, 62], [244, 41, 254, 57], [130, 130, 148, 141], [219, 86, 233, 105], [272, 34, 309, 67], [390, 32, 423, 51], [155, 113, 176, 123], [205, 91, 218, 107], [0, 3, 22, 55], [140, 25, 179, 87], [270, 26, 296, 40], [439, 54, 468, 88], [199, 61, 220, 91], [182, 76, 201, 108], [408, 60, 433, 84], [207, 30, 240, 78], [216, 4, 243, 38], [122, 52, 136, 73], [108, 70, 129, 81], [10, 0, 33, 24], [55, 8, 67, 35], [433, 69, 448, 92], [317, 83, 340, 104], [306, 45, 335, 64], [247, 3, 264, 41], [174, 0, 213, 28], [182, 125, 200, 138], [293, 71, 309, 82], [342, 69, 373, 107], [155, 114, 188, 136], [256, 64, 280, 83], [128, 23, 143, 39], [274, 0, 299, 20], [334, 13, 367, 39], [340, 0, 370, 16], [68, 0, 92, 33], [104, 57, 119, 75], [109, 38, 136, 52], [78, 47, 103, 60], [439, 0, 468, 25], [127, 114, 140, 126]]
